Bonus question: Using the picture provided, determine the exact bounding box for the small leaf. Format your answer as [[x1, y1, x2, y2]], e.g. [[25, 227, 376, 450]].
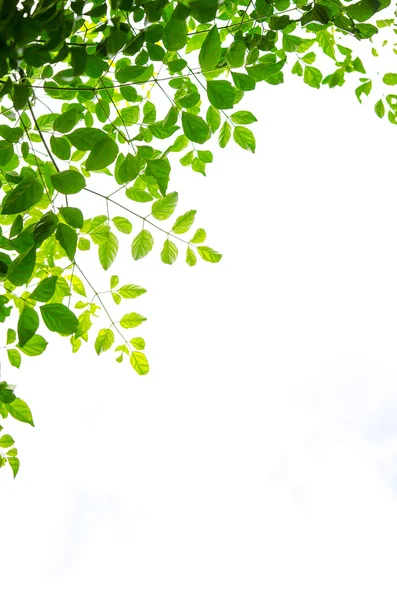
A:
[[98, 232, 118, 270], [30, 276, 58, 302], [8, 457, 20, 478], [0, 434, 15, 448], [59, 207, 84, 229], [7, 248, 36, 286], [374, 99, 385, 118], [219, 121, 231, 148], [190, 228, 206, 244], [131, 337, 145, 350], [303, 66, 322, 89], [131, 230, 154, 260], [233, 126, 256, 153], [18, 334, 47, 356], [7, 398, 34, 426], [56, 223, 77, 261], [7, 348, 21, 368], [197, 246, 222, 263], [231, 111, 257, 125], [113, 216, 132, 234], [186, 246, 197, 266], [130, 351, 149, 375], [118, 284, 147, 298], [17, 306, 39, 347], [161, 239, 178, 264], [95, 328, 115, 354], [120, 312, 147, 328], [152, 192, 178, 220], [111, 275, 119, 289], [182, 112, 209, 144], [199, 26, 221, 71], [172, 210, 196, 234]]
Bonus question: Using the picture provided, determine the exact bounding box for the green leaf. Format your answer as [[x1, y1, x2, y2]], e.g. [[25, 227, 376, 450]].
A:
[[304, 66, 322, 88], [113, 216, 132, 234], [95, 328, 115, 354], [152, 192, 178, 220], [206, 106, 221, 132], [186, 246, 197, 266], [53, 110, 78, 133], [86, 137, 119, 170], [190, 228, 206, 243], [7, 328, 16, 344], [111, 275, 119, 289], [131, 337, 145, 350], [7, 248, 36, 286], [163, 5, 188, 51], [126, 189, 153, 203], [68, 127, 108, 150], [50, 135, 71, 160], [1, 178, 43, 214], [30, 276, 58, 302], [383, 73, 397, 85], [118, 284, 147, 298], [0, 141, 14, 166], [218, 121, 231, 148], [34, 212, 58, 245], [40, 303, 78, 335], [231, 111, 257, 124], [59, 207, 84, 229], [7, 349, 21, 369], [99, 232, 119, 270], [18, 306, 39, 347], [131, 230, 154, 260], [0, 434, 15, 448], [182, 112, 209, 144], [146, 159, 171, 195], [197, 246, 222, 263], [161, 239, 178, 264], [231, 72, 256, 91], [172, 210, 196, 234], [56, 223, 77, 261], [7, 398, 34, 426], [233, 126, 256, 153], [8, 457, 20, 478], [51, 170, 86, 194], [226, 39, 246, 68], [199, 26, 221, 72], [374, 99, 385, 118], [207, 81, 236, 109], [117, 153, 140, 183], [18, 334, 47, 357], [130, 351, 149, 375], [120, 312, 147, 328], [355, 80, 372, 103], [346, 0, 381, 22]]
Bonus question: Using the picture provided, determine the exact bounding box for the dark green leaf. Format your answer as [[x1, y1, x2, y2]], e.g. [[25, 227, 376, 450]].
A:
[[2, 178, 43, 214], [18, 306, 39, 347], [51, 170, 86, 194], [40, 303, 78, 335], [207, 80, 236, 109], [59, 207, 84, 229], [7, 248, 36, 286], [55, 223, 77, 261], [86, 137, 119, 170], [30, 276, 58, 302], [199, 26, 221, 71], [182, 112, 209, 144]]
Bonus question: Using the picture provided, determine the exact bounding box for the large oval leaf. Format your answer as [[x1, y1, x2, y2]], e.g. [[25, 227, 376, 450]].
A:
[[51, 170, 86, 194], [86, 137, 119, 170], [40, 304, 78, 335], [1, 178, 43, 214]]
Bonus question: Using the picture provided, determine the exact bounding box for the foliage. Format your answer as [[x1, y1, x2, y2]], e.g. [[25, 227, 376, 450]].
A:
[[0, 0, 395, 476]]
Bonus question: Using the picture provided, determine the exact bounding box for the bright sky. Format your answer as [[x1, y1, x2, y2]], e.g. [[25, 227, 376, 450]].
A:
[[3, 52, 397, 599]]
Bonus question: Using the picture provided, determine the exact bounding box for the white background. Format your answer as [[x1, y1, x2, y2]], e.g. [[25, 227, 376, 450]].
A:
[[3, 56, 397, 598]]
